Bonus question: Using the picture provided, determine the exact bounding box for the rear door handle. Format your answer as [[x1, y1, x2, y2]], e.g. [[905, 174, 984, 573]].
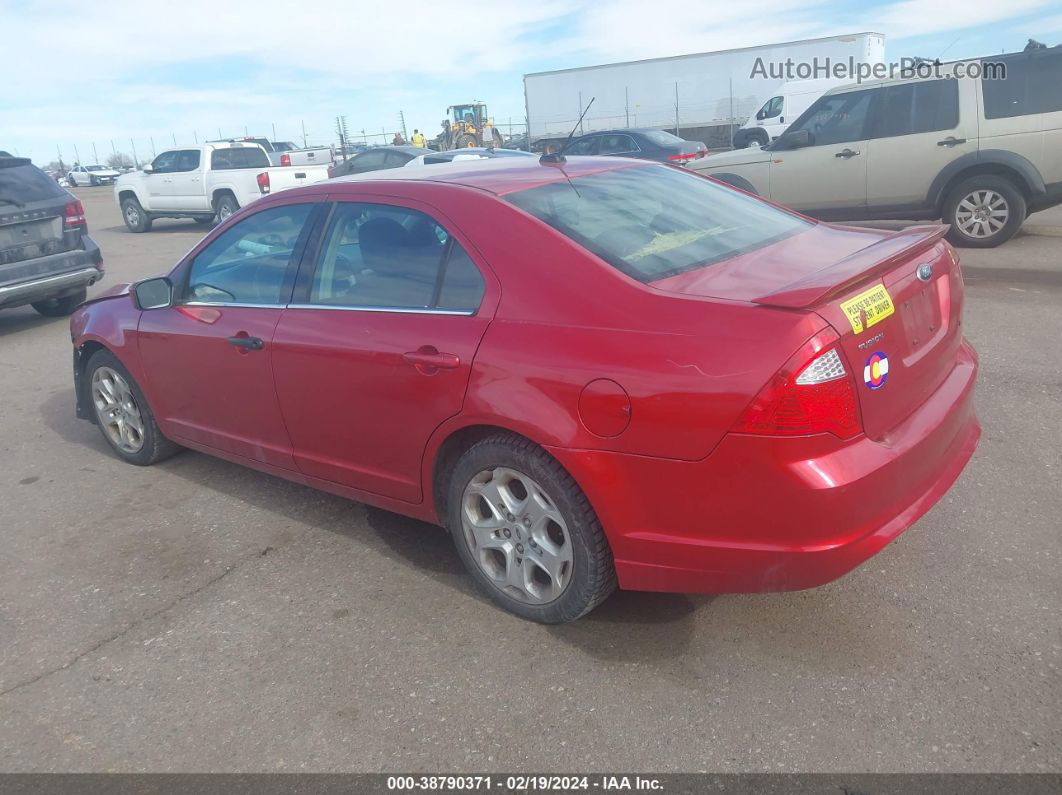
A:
[[834, 148, 860, 159], [937, 136, 967, 147], [227, 335, 264, 351], [403, 346, 460, 373]]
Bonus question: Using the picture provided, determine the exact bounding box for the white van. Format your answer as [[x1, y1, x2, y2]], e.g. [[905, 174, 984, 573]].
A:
[[733, 79, 843, 148]]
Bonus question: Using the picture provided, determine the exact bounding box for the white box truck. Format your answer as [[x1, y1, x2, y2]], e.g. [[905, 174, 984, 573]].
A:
[[523, 33, 885, 149]]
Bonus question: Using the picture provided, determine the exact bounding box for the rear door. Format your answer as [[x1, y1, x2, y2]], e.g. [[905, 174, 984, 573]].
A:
[[271, 197, 497, 502], [138, 200, 319, 466], [598, 134, 641, 158], [768, 88, 876, 212], [865, 77, 976, 211]]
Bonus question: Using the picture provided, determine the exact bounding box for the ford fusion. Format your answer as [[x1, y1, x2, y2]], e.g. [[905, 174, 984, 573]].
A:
[[70, 156, 980, 623]]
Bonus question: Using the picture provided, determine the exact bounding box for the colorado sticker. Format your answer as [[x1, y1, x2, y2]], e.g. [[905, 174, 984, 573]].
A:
[[864, 351, 889, 390]]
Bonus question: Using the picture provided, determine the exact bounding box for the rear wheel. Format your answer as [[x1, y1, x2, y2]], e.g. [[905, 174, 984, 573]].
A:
[[214, 193, 239, 222], [84, 350, 180, 466], [943, 175, 1026, 248], [447, 433, 616, 623], [32, 288, 86, 317], [121, 197, 152, 232]]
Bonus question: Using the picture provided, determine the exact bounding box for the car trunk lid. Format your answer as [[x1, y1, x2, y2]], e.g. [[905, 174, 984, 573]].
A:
[[652, 223, 965, 441]]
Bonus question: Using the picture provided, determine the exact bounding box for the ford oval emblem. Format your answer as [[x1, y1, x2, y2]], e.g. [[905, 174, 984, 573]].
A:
[[916, 262, 933, 282]]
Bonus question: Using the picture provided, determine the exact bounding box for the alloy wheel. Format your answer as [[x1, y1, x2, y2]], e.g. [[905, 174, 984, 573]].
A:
[[460, 467, 574, 604], [125, 205, 141, 226], [91, 366, 145, 453], [955, 189, 1009, 239]]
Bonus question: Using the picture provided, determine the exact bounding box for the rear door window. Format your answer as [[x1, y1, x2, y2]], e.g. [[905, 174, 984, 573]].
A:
[[599, 134, 639, 154], [565, 137, 599, 155], [871, 79, 959, 137]]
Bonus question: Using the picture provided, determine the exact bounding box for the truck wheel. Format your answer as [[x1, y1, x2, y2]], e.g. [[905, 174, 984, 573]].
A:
[[455, 133, 477, 149], [32, 288, 87, 317], [943, 175, 1026, 248], [447, 432, 617, 623], [214, 193, 239, 222], [84, 349, 181, 466], [121, 197, 152, 233]]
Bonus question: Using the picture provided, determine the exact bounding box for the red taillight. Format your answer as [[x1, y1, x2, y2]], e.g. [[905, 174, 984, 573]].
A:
[[280, 153, 291, 167], [64, 200, 87, 231], [667, 152, 698, 162], [734, 329, 862, 440], [256, 171, 270, 194]]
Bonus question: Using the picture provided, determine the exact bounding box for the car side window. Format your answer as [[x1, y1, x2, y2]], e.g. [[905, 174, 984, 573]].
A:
[[182, 204, 314, 305], [310, 202, 484, 312], [151, 151, 180, 174], [599, 134, 638, 154], [871, 80, 958, 138], [759, 96, 784, 120], [566, 137, 598, 155], [176, 150, 201, 172], [351, 150, 387, 172], [383, 151, 412, 168], [787, 89, 876, 146], [982, 50, 1062, 119]]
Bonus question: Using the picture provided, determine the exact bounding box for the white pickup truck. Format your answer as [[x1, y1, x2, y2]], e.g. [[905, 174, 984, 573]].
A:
[[223, 137, 334, 167], [113, 142, 329, 232]]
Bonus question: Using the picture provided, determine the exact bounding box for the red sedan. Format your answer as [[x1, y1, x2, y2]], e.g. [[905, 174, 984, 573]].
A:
[[70, 157, 980, 623]]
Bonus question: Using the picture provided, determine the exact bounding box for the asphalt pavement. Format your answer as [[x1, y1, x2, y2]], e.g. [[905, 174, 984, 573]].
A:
[[0, 188, 1058, 772]]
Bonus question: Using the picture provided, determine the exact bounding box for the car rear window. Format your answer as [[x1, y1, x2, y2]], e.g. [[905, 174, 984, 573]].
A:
[[505, 164, 810, 282], [210, 147, 270, 170], [0, 160, 67, 204]]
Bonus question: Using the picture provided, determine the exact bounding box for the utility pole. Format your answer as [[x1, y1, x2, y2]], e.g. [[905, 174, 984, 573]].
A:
[[150, 137, 156, 157], [625, 86, 630, 128], [674, 82, 680, 136], [272, 122, 277, 142], [398, 110, 407, 142], [73, 143, 80, 165], [92, 142, 99, 164], [578, 92, 584, 134], [130, 139, 138, 166], [57, 145, 65, 173], [110, 139, 117, 156], [194, 131, 198, 144], [301, 120, 307, 147], [244, 125, 248, 137], [218, 127, 223, 140], [729, 77, 735, 148], [172, 132, 177, 146]]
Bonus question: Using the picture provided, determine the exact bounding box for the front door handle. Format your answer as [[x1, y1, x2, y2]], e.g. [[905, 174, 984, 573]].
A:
[[834, 148, 860, 159], [937, 136, 967, 147], [227, 335, 264, 351], [403, 346, 460, 374]]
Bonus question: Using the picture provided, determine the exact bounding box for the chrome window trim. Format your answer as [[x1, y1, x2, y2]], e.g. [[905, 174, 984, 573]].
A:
[[286, 303, 475, 316], [182, 301, 284, 309]]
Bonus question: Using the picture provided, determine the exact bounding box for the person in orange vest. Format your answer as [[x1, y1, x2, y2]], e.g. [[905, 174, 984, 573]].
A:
[[411, 129, 426, 148]]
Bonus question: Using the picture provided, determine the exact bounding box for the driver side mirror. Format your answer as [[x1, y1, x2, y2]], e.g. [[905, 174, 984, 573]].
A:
[[142, 164, 154, 173], [777, 129, 811, 150], [133, 277, 173, 310]]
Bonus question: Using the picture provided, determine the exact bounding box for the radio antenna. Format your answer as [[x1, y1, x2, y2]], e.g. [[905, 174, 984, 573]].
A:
[[540, 97, 595, 164]]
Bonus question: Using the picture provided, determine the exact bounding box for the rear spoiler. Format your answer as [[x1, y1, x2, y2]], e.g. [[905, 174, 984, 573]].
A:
[[753, 224, 948, 309]]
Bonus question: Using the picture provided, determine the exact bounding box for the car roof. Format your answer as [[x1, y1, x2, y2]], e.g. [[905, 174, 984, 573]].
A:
[[328, 155, 647, 196]]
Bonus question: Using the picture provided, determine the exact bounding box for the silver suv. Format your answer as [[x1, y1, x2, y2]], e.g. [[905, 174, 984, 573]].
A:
[[691, 47, 1062, 247]]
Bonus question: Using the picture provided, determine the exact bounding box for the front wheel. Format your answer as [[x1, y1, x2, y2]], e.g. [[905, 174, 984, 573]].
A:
[[121, 197, 152, 232], [84, 350, 180, 466], [943, 176, 1026, 248], [32, 288, 86, 317], [89, 175, 99, 186], [447, 433, 617, 623]]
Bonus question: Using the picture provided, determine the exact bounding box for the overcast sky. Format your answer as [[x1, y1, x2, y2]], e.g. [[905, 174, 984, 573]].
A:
[[2, 0, 1059, 166]]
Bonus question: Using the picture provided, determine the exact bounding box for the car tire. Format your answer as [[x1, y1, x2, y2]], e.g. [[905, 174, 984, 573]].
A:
[[214, 193, 239, 222], [121, 197, 152, 233], [446, 432, 617, 623], [83, 349, 181, 466], [455, 133, 477, 149], [943, 175, 1026, 248], [31, 288, 87, 317]]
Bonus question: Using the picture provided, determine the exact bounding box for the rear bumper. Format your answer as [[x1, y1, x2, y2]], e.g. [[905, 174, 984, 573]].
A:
[[0, 236, 104, 308], [549, 340, 980, 594]]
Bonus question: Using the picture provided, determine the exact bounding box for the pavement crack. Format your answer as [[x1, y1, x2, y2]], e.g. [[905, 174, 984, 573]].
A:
[[0, 557, 250, 699]]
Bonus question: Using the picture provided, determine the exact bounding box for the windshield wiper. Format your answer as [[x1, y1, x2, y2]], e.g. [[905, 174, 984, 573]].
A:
[[0, 197, 26, 208]]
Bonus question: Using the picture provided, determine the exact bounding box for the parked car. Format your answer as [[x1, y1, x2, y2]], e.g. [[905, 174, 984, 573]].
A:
[[1, 154, 103, 316], [114, 142, 330, 232], [220, 137, 333, 167], [327, 145, 429, 178], [560, 129, 707, 163], [404, 147, 536, 167], [733, 78, 843, 148], [71, 156, 979, 623], [691, 47, 1062, 247], [67, 164, 120, 187]]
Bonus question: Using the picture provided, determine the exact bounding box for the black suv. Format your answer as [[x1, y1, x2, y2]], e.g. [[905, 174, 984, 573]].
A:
[[0, 153, 103, 316]]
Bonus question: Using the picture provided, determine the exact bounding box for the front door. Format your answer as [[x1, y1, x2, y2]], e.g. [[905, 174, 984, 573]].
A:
[[168, 149, 209, 211], [271, 199, 497, 502], [767, 87, 876, 213], [145, 150, 180, 208], [138, 200, 318, 468]]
